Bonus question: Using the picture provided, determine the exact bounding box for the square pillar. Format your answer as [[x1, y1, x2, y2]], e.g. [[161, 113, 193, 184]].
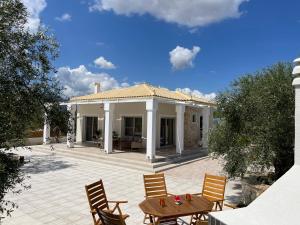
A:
[[292, 57, 300, 165], [104, 102, 114, 153], [202, 107, 211, 148], [146, 99, 157, 161], [67, 104, 76, 148], [43, 112, 51, 144], [176, 104, 185, 154], [76, 113, 83, 143]]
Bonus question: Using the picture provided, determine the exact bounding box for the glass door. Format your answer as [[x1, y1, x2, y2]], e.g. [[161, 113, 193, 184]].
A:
[[85, 117, 98, 141], [160, 118, 175, 146]]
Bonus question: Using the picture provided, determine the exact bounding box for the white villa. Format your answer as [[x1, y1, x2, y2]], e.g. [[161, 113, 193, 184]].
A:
[[43, 83, 215, 161]]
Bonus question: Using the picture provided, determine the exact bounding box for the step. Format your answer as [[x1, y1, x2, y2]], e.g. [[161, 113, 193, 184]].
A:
[[30, 145, 208, 173], [30, 146, 155, 172], [31, 145, 154, 168], [154, 155, 210, 172]]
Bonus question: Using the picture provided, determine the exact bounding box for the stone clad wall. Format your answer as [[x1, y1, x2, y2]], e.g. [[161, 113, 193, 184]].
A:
[[184, 106, 202, 148]]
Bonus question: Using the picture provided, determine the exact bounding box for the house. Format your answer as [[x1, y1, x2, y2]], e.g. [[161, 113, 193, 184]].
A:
[[43, 83, 215, 161], [209, 58, 300, 225]]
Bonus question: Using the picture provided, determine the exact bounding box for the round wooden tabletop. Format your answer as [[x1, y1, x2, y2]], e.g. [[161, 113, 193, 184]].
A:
[[139, 195, 214, 218]]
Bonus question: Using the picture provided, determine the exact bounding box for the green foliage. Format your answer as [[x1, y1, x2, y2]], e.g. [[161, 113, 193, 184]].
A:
[[0, 0, 67, 218], [209, 63, 294, 179]]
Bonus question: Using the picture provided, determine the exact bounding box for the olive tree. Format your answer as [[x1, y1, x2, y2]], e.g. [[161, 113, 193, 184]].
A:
[[209, 63, 294, 180], [0, 0, 67, 218]]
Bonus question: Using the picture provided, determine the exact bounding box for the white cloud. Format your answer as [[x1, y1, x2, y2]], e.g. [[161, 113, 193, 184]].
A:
[[176, 88, 216, 100], [94, 56, 116, 69], [169, 46, 200, 70], [55, 65, 128, 97], [21, 0, 47, 32], [89, 0, 247, 27], [55, 13, 72, 22]]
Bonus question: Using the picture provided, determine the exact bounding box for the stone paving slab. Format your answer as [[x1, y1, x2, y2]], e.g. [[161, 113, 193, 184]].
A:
[[1, 148, 241, 225]]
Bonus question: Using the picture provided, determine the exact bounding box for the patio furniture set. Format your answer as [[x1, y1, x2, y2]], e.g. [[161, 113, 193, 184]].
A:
[[93, 135, 145, 151], [85, 173, 230, 225]]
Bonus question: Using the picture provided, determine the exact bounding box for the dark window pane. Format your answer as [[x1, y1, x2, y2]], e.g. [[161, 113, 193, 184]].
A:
[[124, 117, 142, 137]]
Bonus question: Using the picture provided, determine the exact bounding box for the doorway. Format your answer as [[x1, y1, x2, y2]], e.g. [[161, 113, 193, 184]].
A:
[[85, 117, 98, 141], [160, 118, 175, 147]]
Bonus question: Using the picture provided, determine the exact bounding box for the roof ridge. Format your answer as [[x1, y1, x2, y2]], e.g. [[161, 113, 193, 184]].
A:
[[143, 83, 156, 96]]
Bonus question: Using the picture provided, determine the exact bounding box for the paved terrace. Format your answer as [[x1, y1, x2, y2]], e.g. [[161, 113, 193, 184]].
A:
[[2, 148, 242, 225]]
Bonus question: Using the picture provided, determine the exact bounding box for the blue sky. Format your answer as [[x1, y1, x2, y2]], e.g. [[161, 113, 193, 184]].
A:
[[22, 0, 300, 98]]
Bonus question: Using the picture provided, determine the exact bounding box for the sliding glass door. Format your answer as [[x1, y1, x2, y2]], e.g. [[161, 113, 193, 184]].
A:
[[85, 117, 98, 141], [160, 118, 175, 146]]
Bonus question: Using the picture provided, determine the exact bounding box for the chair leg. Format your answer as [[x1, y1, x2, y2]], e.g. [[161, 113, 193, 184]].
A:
[[143, 213, 150, 224]]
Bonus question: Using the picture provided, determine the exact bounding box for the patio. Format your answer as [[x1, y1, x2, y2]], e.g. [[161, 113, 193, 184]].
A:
[[2, 147, 242, 225]]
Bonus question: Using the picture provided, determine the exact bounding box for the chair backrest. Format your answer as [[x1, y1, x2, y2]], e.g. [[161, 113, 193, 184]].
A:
[[85, 180, 109, 212], [97, 209, 126, 225], [143, 173, 168, 198], [202, 174, 226, 202]]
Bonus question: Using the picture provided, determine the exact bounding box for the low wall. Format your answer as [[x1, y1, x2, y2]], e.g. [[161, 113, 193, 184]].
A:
[[25, 136, 67, 145]]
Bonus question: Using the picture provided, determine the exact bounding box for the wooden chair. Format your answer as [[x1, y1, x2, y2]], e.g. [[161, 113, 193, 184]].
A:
[[196, 173, 227, 211], [191, 174, 226, 225], [96, 208, 177, 225], [143, 173, 177, 224], [85, 179, 129, 225]]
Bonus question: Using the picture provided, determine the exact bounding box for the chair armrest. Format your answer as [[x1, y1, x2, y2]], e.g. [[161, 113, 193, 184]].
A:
[[108, 200, 127, 215], [167, 192, 175, 196], [108, 200, 128, 204]]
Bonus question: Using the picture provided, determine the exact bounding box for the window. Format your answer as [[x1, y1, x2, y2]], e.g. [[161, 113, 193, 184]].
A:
[[192, 114, 197, 123], [124, 117, 142, 137]]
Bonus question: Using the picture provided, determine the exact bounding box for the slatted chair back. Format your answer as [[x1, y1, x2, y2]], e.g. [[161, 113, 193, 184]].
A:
[[202, 174, 226, 210], [97, 209, 126, 225], [143, 173, 168, 199], [85, 180, 109, 213]]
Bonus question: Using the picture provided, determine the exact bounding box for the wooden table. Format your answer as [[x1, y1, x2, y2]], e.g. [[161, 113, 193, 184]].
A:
[[139, 195, 214, 222]]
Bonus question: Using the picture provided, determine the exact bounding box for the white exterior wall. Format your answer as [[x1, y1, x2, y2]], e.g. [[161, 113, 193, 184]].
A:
[[76, 104, 104, 142], [113, 102, 147, 138], [157, 103, 177, 149]]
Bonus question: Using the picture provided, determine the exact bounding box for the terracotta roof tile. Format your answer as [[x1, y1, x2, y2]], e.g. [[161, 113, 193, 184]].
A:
[[70, 83, 215, 106]]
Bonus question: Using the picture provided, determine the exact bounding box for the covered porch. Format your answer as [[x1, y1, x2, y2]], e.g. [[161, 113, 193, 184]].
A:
[[43, 84, 214, 162]]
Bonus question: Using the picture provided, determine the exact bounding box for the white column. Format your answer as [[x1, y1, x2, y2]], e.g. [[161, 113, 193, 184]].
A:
[[176, 104, 185, 154], [67, 104, 76, 148], [146, 99, 157, 161], [43, 112, 51, 144], [202, 107, 211, 148], [104, 102, 114, 153], [76, 113, 83, 143], [293, 57, 300, 165]]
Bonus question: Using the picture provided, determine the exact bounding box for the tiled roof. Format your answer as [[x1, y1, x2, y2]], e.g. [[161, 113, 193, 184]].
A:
[[70, 83, 215, 106]]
